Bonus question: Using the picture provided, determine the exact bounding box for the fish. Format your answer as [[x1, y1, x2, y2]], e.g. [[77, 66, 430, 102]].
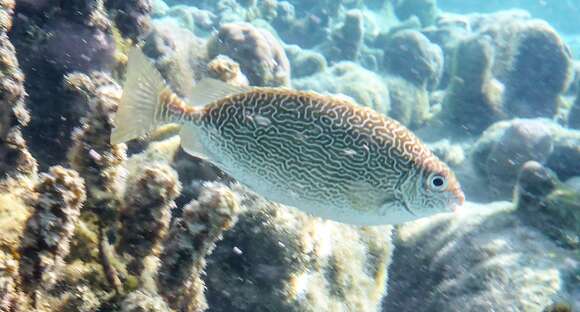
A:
[[111, 48, 464, 225]]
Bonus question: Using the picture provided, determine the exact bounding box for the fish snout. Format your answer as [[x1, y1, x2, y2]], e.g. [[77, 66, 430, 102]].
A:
[[450, 188, 465, 213]]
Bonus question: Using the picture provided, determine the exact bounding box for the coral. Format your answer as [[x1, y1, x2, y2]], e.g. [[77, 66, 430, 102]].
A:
[[569, 80, 580, 129], [326, 9, 364, 62], [143, 19, 208, 97], [380, 29, 443, 90], [384, 201, 579, 311], [546, 135, 580, 182], [441, 35, 504, 135], [207, 55, 250, 87], [156, 183, 240, 311], [502, 20, 573, 118], [0, 0, 36, 180], [19, 166, 86, 297], [204, 187, 393, 312], [10, 0, 116, 168], [293, 62, 390, 117], [66, 72, 126, 226], [472, 119, 555, 199], [119, 290, 171, 312], [207, 22, 291, 87], [515, 161, 580, 249], [116, 164, 181, 275], [166, 5, 216, 36], [285, 44, 327, 79], [394, 0, 438, 26], [386, 76, 430, 129], [106, 0, 153, 40]]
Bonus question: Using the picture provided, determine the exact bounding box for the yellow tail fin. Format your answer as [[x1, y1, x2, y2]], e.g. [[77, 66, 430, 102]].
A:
[[111, 48, 168, 145]]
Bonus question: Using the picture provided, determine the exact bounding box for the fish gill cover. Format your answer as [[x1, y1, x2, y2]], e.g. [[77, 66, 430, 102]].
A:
[[0, 0, 578, 311]]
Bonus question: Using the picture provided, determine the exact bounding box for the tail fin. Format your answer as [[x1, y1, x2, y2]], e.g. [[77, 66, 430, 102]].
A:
[[111, 48, 168, 145]]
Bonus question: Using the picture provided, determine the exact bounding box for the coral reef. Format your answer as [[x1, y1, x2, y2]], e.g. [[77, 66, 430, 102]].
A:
[[207, 55, 250, 87], [384, 199, 579, 311], [1, 0, 580, 310], [441, 35, 504, 135], [285, 44, 327, 79], [157, 183, 240, 311], [569, 80, 580, 129], [379, 29, 443, 90], [19, 166, 86, 304], [293, 62, 390, 116], [0, 0, 36, 179], [106, 0, 153, 40], [394, 0, 438, 26], [207, 22, 291, 87], [502, 20, 573, 118], [205, 187, 393, 312], [471, 119, 555, 198]]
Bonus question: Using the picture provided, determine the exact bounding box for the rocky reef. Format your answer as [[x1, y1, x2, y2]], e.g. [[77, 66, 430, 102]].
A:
[[0, 0, 579, 311]]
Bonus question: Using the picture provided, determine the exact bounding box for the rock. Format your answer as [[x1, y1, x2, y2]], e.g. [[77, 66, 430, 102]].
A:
[[205, 187, 393, 312], [472, 119, 555, 199], [441, 35, 504, 135], [293, 62, 390, 116], [502, 20, 573, 118], [546, 135, 580, 181], [380, 29, 443, 90], [208, 22, 291, 87], [384, 201, 579, 311], [515, 162, 580, 250]]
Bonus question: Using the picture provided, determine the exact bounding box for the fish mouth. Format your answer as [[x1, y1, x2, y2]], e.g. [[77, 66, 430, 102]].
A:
[[450, 188, 465, 213]]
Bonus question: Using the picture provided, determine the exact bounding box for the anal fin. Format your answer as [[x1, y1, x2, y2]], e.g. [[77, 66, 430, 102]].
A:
[[179, 125, 209, 160]]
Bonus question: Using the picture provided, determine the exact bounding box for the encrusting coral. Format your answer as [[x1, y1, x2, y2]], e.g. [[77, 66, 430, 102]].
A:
[[106, 0, 153, 40], [19, 166, 86, 306], [207, 22, 291, 87], [117, 164, 181, 276], [66, 72, 127, 227], [503, 20, 573, 118], [0, 0, 36, 179], [441, 35, 504, 135], [157, 183, 240, 312], [204, 186, 393, 312]]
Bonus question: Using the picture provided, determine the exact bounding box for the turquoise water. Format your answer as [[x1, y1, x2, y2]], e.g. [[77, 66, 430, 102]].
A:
[[1, 0, 579, 311]]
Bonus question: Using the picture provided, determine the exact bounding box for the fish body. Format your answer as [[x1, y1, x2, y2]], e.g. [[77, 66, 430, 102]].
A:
[[112, 48, 464, 225]]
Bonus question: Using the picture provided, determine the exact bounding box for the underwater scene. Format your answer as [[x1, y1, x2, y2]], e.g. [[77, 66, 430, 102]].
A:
[[1, 0, 580, 311]]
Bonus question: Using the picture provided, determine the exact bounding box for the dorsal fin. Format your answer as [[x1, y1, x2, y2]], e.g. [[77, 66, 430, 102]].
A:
[[189, 78, 251, 107]]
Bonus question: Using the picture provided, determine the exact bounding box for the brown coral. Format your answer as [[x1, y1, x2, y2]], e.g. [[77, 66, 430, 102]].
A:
[[157, 183, 240, 312], [208, 22, 291, 87], [19, 166, 86, 297], [116, 164, 181, 275], [66, 72, 126, 226], [207, 55, 250, 87], [0, 0, 36, 180]]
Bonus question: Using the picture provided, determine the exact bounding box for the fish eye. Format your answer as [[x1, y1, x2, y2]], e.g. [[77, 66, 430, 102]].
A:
[[429, 174, 447, 191]]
